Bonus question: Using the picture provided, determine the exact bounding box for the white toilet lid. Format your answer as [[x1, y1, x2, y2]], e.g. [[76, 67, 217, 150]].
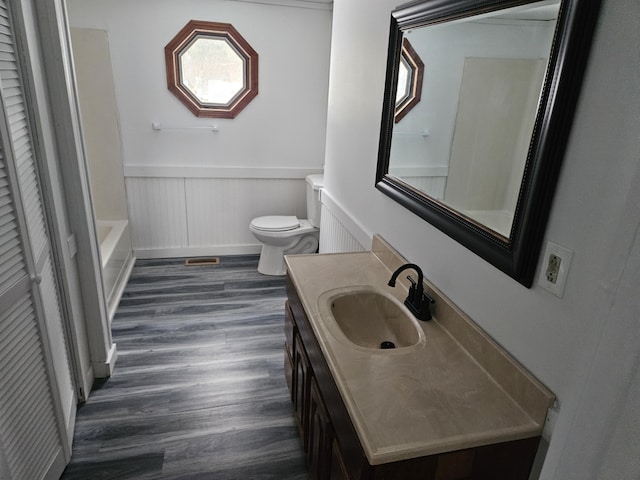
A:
[[251, 215, 300, 232]]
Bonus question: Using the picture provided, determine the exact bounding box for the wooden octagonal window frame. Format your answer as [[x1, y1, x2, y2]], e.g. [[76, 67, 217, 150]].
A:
[[165, 20, 258, 119], [395, 38, 424, 123]]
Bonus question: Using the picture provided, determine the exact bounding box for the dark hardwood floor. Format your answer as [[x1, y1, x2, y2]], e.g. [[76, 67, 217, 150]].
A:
[[60, 255, 308, 480]]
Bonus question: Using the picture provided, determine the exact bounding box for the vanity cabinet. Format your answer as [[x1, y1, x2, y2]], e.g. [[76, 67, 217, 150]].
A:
[[286, 300, 335, 478], [284, 273, 540, 480], [285, 282, 364, 480], [308, 377, 334, 479], [329, 439, 351, 480]]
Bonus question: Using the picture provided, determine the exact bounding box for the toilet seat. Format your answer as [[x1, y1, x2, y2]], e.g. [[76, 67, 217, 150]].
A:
[[250, 215, 300, 232]]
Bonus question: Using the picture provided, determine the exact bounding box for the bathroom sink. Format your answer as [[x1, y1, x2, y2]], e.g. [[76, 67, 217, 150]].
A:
[[319, 286, 424, 350]]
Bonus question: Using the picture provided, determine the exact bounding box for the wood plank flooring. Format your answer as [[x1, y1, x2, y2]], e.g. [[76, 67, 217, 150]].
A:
[[60, 255, 308, 480]]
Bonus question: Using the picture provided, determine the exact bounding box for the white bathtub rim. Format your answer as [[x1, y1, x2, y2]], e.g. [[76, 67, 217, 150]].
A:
[[96, 219, 128, 269], [107, 252, 135, 325]]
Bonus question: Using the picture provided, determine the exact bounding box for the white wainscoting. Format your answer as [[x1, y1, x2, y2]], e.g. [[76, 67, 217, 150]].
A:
[[398, 176, 447, 200], [126, 177, 188, 254], [125, 166, 319, 258], [388, 165, 448, 201], [319, 190, 369, 253]]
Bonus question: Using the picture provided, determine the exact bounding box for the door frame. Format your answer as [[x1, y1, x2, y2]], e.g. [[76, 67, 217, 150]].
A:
[[16, 0, 118, 398]]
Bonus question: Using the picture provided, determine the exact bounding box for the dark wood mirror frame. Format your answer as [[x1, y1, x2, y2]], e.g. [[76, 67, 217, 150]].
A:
[[376, 0, 601, 287]]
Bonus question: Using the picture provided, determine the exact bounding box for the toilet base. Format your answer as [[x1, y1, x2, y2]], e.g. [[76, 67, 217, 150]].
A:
[[257, 233, 319, 275]]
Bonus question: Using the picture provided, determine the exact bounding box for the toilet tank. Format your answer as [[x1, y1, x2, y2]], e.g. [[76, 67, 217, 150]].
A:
[[305, 174, 324, 228]]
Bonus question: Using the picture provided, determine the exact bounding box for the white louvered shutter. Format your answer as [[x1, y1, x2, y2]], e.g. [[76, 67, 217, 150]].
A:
[[0, 1, 73, 478]]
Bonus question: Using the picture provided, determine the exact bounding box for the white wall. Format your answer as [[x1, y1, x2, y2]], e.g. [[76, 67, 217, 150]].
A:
[[70, 28, 129, 222], [322, 0, 639, 478], [67, 0, 331, 256]]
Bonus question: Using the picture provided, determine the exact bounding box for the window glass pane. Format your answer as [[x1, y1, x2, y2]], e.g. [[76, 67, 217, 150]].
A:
[[396, 57, 410, 104], [179, 36, 245, 105]]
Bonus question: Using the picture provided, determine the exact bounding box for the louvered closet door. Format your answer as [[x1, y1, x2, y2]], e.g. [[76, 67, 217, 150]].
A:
[[0, 1, 73, 479], [0, 118, 67, 480]]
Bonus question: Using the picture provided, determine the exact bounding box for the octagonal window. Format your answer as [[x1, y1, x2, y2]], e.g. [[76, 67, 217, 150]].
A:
[[165, 21, 258, 118], [395, 38, 424, 123]]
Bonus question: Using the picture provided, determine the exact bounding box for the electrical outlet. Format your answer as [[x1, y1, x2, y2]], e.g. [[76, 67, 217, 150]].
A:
[[546, 254, 561, 283], [538, 241, 573, 297]]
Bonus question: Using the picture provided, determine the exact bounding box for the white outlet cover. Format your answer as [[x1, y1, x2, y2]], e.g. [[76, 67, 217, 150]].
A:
[[538, 241, 573, 297]]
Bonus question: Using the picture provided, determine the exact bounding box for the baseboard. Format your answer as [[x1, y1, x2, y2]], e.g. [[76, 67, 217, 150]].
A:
[[107, 253, 136, 325], [134, 244, 262, 259], [92, 342, 118, 378], [79, 364, 94, 402]]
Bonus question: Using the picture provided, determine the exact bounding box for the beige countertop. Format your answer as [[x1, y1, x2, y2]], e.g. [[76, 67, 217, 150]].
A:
[[284, 235, 554, 465]]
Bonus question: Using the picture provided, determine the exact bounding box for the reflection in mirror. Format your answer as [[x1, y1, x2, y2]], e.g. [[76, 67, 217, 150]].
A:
[[396, 57, 410, 104], [376, 0, 601, 286], [389, 1, 558, 237], [395, 39, 424, 123]]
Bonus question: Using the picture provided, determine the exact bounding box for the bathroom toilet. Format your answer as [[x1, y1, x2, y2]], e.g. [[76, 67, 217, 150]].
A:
[[250, 174, 323, 275]]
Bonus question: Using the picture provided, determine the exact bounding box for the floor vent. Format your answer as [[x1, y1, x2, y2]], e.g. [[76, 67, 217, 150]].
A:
[[185, 257, 220, 266]]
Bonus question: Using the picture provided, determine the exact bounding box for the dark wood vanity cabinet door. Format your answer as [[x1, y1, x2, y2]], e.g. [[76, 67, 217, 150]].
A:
[[284, 345, 294, 399], [284, 301, 295, 352], [294, 331, 311, 452], [330, 438, 352, 480], [284, 302, 295, 399], [308, 377, 334, 480]]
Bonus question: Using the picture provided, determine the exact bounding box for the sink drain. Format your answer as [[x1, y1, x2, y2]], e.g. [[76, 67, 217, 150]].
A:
[[380, 341, 396, 349]]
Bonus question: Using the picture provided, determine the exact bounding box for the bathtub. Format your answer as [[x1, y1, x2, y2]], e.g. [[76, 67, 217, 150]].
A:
[[96, 220, 135, 323]]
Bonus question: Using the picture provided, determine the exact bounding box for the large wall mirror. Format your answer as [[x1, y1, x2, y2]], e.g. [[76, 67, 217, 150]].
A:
[[376, 0, 601, 287]]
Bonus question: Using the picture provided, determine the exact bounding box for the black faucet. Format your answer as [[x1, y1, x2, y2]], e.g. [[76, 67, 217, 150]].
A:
[[387, 263, 435, 321]]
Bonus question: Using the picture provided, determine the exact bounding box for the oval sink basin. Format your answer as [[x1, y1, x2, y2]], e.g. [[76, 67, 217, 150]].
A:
[[319, 286, 424, 350]]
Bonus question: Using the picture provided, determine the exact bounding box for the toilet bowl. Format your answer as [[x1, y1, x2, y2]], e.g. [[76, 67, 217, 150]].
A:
[[250, 175, 323, 275], [249, 217, 319, 275]]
